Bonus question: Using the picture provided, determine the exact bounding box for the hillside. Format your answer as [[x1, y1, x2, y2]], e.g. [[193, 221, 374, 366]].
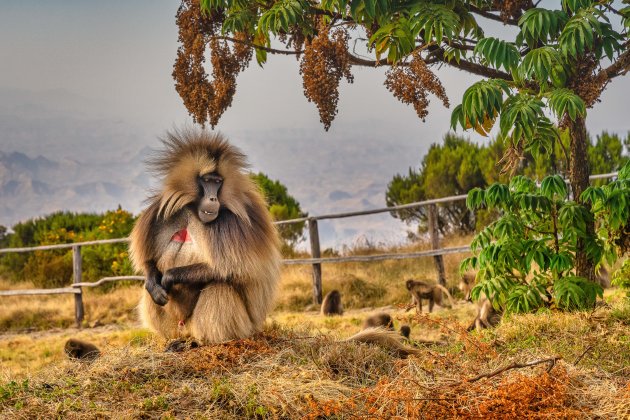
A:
[[0, 248, 628, 418], [0, 295, 627, 418]]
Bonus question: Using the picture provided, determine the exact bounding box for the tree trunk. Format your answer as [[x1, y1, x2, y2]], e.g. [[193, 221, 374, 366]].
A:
[[568, 116, 595, 280], [428, 204, 447, 287]]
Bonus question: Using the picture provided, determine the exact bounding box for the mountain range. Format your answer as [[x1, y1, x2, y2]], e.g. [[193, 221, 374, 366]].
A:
[[0, 88, 418, 248]]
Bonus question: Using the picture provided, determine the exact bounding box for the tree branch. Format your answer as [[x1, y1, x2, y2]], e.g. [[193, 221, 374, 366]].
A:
[[213, 34, 512, 81], [426, 48, 513, 81], [468, 5, 519, 26], [601, 3, 624, 17], [347, 53, 390, 67], [210, 36, 303, 55], [596, 46, 630, 81], [449, 356, 561, 385]]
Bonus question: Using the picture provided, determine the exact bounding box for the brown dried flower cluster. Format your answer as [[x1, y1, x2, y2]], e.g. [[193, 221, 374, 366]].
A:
[[299, 24, 354, 131], [385, 52, 449, 121], [498, 141, 526, 175], [492, 0, 530, 22], [568, 53, 605, 108], [172, 0, 251, 127]]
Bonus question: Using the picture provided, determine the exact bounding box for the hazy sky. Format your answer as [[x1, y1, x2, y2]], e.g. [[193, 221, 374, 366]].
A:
[[1, 1, 629, 247]]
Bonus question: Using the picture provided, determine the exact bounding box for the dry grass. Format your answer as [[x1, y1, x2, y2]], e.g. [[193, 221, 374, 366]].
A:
[[0, 238, 628, 418], [0, 235, 471, 333], [0, 293, 627, 418], [0, 278, 142, 332], [277, 234, 473, 311]]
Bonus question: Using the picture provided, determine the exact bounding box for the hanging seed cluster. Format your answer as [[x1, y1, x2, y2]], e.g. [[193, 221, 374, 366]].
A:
[[568, 53, 605, 108], [172, 0, 252, 127], [384, 52, 449, 121], [492, 0, 529, 21], [299, 24, 354, 131]]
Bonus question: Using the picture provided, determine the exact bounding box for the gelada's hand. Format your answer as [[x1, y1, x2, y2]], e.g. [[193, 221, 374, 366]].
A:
[[146, 275, 168, 306]]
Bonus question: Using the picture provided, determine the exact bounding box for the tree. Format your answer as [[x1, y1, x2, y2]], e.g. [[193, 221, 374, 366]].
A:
[[588, 131, 630, 181], [174, 0, 630, 280], [388, 131, 629, 234], [0, 225, 7, 247], [250, 172, 307, 254], [462, 160, 630, 313], [387, 133, 486, 235]]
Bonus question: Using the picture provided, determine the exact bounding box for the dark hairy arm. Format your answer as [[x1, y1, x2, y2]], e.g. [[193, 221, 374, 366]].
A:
[[145, 260, 168, 306], [161, 263, 229, 292]]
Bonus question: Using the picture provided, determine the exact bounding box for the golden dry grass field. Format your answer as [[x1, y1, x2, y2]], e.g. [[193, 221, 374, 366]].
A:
[[0, 239, 628, 418]]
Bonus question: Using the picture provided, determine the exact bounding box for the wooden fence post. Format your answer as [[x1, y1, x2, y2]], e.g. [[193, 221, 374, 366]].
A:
[[427, 204, 447, 287], [72, 245, 84, 327], [308, 218, 323, 305]]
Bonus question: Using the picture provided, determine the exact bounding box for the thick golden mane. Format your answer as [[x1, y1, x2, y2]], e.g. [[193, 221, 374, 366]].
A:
[[148, 129, 255, 222]]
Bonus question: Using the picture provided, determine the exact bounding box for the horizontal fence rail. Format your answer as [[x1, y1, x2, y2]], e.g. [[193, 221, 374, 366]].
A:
[[0, 171, 618, 325], [282, 246, 471, 265], [0, 287, 81, 296]]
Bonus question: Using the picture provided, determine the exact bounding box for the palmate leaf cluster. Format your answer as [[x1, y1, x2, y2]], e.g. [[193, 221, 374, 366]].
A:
[[462, 161, 630, 313], [451, 1, 626, 157], [386, 131, 628, 236]]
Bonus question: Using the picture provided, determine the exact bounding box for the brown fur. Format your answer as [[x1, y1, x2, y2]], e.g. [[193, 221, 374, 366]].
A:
[[467, 297, 502, 332], [321, 290, 343, 316], [362, 313, 394, 330], [64, 339, 100, 361], [130, 129, 281, 344], [459, 273, 475, 301], [399, 325, 411, 339], [596, 266, 611, 288], [405, 279, 454, 313], [346, 328, 421, 358]]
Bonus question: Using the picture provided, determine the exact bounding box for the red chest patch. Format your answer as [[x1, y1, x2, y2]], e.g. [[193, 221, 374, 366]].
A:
[[171, 229, 192, 243]]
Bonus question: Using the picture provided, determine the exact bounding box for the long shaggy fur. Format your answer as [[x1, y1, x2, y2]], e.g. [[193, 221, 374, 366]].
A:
[[433, 284, 455, 308], [130, 129, 281, 344], [362, 312, 394, 330], [346, 327, 421, 358], [321, 290, 343, 316], [64, 339, 100, 361]]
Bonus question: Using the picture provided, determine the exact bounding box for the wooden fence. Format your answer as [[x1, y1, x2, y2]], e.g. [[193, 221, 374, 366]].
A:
[[0, 172, 618, 326]]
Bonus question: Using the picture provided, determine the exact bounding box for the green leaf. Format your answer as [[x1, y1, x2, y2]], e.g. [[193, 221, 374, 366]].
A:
[[369, 18, 415, 63], [540, 175, 568, 200], [559, 8, 601, 58], [474, 37, 520, 72], [364, 0, 376, 18], [413, 3, 460, 43], [258, 0, 306, 35], [459, 256, 478, 273], [493, 215, 523, 239], [519, 47, 566, 86], [553, 276, 602, 310], [547, 88, 586, 121], [561, 0, 594, 13], [558, 202, 591, 236], [518, 8, 568, 47], [453, 79, 509, 133], [506, 283, 546, 313], [466, 187, 485, 210], [618, 159, 630, 180], [550, 253, 574, 273], [580, 186, 606, 204], [509, 176, 537, 193], [499, 94, 545, 141], [485, 183, 510, 208]]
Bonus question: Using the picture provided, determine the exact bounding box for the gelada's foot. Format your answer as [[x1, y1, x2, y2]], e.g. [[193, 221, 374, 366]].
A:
[[164, 339, 200, 353]]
